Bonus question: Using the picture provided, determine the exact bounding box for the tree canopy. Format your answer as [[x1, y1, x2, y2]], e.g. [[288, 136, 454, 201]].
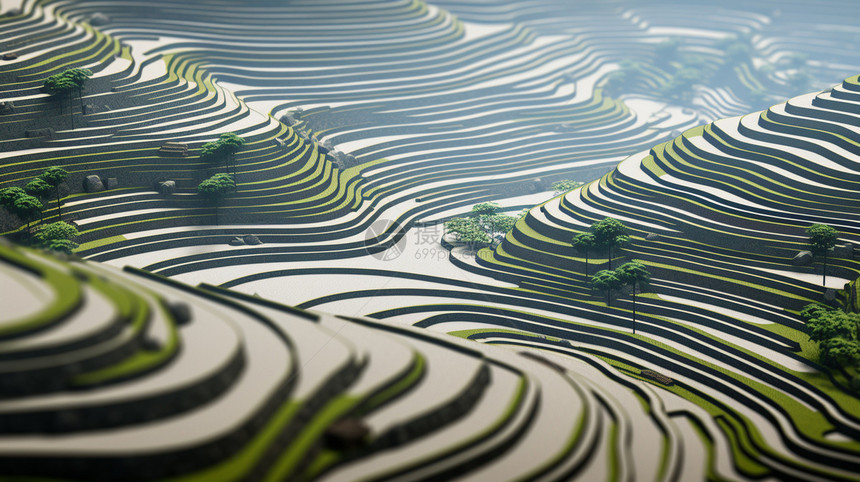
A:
[[39, 167, 69, 220], [806, 224, 838, 255], [593, 217, 628, 247], [445, 218, 491, 247], [802, 304, 860, 371], [25, 178, 53, 200], [35, 221, 80, 253], [39, 166, 68, 188], [445, 202, 521, 248], [572, 232, 597, 253], [806, 223, 839, 287], [43, 69, 91, 128], [198, 173, 236, 199], [11, 194, 43, 236], [471, 202, 500, 217], [198, 173, 236, 224], [592, 217, 630, 269], [199, 133, 246, 176], [592, 269, 623, 305], [0, 187, 26, 207], [63, 68, 93, 89], [217, 132, 246, 156], [572, 232, 597, 278], [616, 260, 650, 287], [43, 73, 76, 97]]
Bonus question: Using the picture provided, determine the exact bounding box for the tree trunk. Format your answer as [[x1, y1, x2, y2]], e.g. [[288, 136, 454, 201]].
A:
[[823, 251, 827, 288], [69, 95, 75, 129], [215, 205, 219, 225], [79, 87, 85, 114], [606, 289, 611, 306], [55, 186, 62, 220], [608, 245, 612, 270], [584, 250, 589, 279]]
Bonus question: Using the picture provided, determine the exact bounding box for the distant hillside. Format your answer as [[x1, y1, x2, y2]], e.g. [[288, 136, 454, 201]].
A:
[[435, 75, 860, 480]]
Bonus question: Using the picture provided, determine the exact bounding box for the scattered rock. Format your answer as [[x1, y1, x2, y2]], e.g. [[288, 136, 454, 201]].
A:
[[792, 250, 813, 266], [157, 180, 176, 195], [167, 301, 192, 326], [84, 175, 104, 193], [25, 128, 54, 139], [103, 104, 111, 111], [640, 369, 674, 386], [106, 177, 118, 189], [1, 53, 17, 61], [0, 101, 14, 114], [228, 237, 245, 246], [825, 288, 837, 302], [324, 418, 370, 450], [833, 243, 854, 259], [645, 233, 660, 241], [274, 138, 286, 148], [83, 104, 98, 115], [242, 234, 262, 245], [88, 13, 109, 26]]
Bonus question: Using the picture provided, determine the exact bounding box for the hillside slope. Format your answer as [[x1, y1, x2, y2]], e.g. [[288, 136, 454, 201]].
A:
[[0, 240, 715, 481], [419, 75, 860, 480]]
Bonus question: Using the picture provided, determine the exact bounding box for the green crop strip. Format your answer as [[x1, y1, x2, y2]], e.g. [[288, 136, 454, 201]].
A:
[[0, 246, 82, 338], [264, 396, 362, 482]]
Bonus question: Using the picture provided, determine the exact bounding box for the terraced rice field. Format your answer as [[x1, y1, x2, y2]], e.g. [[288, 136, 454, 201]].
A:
[[2, 0, 860, 480]]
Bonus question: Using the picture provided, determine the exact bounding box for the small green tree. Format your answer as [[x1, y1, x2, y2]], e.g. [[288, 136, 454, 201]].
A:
[[0, 187, 26, 208], [25, 178, 53, 224], [218, 132, 246, 176], [199, 133, 246, 181], [11, 194, 43, 240], [481, 213, 517, 243], [34, 220, 80, 253], [571, 232, 597, 279], [616, 261, 651, 334], [806, 224, 838, 288], [471, 202, 500, 217], [198, 173, 236, 225], [44, 73, 78, 128], [0, 187, 27, 233], [63, 68, 93, 113], [39, 167, 69, 220], [804, 309, 860, 370], [592, 217, 630, 270], [592, 269, 623, 306], [25, 178, 52, 200], [445, 217, 491, 249]]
